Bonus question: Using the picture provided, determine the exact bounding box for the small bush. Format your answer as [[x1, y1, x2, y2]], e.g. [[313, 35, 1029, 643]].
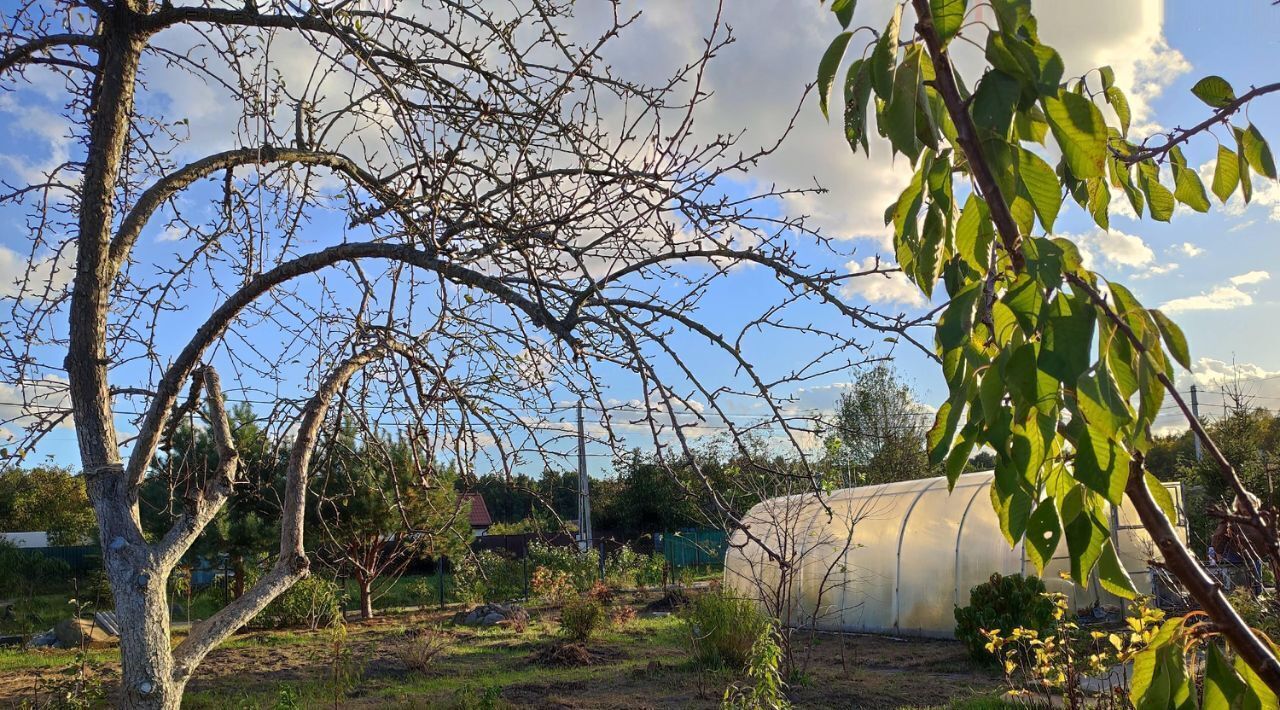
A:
[[609, 605, 637, 628], [681, 589, 771, 670], [454, 551, 524, 604], [531, 566, 575, 604], [953, 573, 1054, 661], [255, 575, 345, 630], [396, 627, 451, 673], [587, 580, 613, 606], [559, 594, 606, 642]]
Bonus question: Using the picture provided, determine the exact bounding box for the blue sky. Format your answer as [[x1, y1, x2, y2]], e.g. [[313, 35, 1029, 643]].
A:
[[2, 0, 1279, 476]]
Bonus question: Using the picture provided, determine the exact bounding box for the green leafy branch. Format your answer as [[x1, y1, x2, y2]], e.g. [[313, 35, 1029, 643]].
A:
[[817, 0, 1280, 698]]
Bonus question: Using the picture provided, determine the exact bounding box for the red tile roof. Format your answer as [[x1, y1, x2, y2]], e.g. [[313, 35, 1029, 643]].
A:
[[463, 493, 492, 528]]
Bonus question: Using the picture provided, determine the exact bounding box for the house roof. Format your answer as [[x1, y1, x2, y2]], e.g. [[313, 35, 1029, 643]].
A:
[[463, 493, 492, 528]]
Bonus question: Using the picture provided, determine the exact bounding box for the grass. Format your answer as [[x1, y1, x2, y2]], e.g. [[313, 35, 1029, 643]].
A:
[[0, 590, 1006, 708]]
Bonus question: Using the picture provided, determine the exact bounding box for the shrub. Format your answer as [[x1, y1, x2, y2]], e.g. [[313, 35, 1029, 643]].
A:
[[559, 594, 606, 642], [721, 624, 791, 710], [1228, 587, 1280, 640], [396, 626, 451, 673], [453, 551, 524, 604], [254, 575, 345, 630], [527, 542, 598, 592], [604, 546, 666, 589], [609, 605, 637, 628], [953, 573, 1054, 661], [531, 566, 575, 604], [681, 589, 771, 670], [587, 580, 613, 606]]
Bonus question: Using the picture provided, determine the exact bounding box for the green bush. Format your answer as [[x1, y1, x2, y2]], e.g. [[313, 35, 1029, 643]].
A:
[[604, 546, 666, 589], [681, 589, 771, 670], [527, 543, 597, 593], [559, 594, 605, 642], [453, 551, 525, 604], [254, 575, 345, 630], [953, 573, 1054, 661], [1228, 587, 1280, 640]]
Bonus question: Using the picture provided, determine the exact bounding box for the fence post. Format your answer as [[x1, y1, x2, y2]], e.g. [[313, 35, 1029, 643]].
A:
[[522, 554, 529, 600], [438, 555, 446, 610], [598, 540, 606, 583]]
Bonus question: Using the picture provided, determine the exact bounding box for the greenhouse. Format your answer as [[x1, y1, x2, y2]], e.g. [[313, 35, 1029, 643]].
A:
[[723, 471, 1187, 638]]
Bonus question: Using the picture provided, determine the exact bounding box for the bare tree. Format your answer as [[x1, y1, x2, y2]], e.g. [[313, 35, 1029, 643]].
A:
[[0, 0, 919, 706]]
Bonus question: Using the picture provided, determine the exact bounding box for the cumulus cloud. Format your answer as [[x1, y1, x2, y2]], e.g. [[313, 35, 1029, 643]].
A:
[[1160, 271, 1269, 314], [1069, 229, 1156, 270], [839, 257, 927, 307], [1177, 242, 1204, 258]]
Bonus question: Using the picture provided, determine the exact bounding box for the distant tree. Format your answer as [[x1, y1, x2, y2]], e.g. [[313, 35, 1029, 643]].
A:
[[311, 426, 472, 620], [599, 451, 704, 537], [0, 465, 96, 545], [827, 364, 934, 486]]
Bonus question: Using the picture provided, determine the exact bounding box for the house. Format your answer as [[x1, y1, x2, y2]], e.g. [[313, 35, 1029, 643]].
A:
[[464, 493, 492, 537]]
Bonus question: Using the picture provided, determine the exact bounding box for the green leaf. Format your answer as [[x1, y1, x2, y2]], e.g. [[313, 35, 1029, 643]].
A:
[[930, 0, 968, 44], [819, 32, 853, 119], [971, 70, 1021, 139], [1016, 148, 1061, 231], [887, 45, 924, 161], [1212, 144, 1240, 204], [954, 194, 993, 272], [1145, 473, 1178, 528], [1064, 508, 1106, 586], [1203, 642, 1246, 710], [1105, 86, 1131, 137], [1172, 157, 1211, 212], [1242, 123, 1278, 180], [870, 4, 902, 100], [992, 460, 1035, 546], [1003, 274, 1042, 333], [1039, 288, 1094, 384], [1099, 65, 1115, 90], [1191, 75, 1236, 109], [1025, 498, 1061, 573], [1097, 539, 1138, 599], [1076, 368, 1133, 439], [1149, 309, 1190, 370], [830, 0, 856, 28], [1138, 161, 1175, 222], [1043, 92, 1108, 179], [1069, 418, 1130, 505], [1236, 647, 1279, 710], [1087, 176, 1111, 230]]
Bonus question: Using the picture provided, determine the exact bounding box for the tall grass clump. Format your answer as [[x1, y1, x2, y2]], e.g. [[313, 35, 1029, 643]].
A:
[[682, 589, 771, 670]]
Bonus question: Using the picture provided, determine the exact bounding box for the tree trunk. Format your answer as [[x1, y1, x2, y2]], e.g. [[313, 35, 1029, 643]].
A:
[[358, 576, 375, 620], [90, 473, 184, 709]]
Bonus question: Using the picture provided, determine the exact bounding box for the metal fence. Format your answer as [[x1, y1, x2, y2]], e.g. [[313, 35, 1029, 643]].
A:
[[660, 528, 727, 568], [29, 545, 100, 578]]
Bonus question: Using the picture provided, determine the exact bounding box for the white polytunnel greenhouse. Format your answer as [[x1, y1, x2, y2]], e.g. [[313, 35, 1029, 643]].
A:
[[723, 471, 1187, 639]]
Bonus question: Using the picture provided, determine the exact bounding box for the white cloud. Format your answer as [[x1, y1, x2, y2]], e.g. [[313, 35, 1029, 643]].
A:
[[839, 257, 926, 307], [1177, 242, 1204, 258], [1160, 271, 1269, 314], [1230, 271, 1270, 286], [1069, 228, 1155, 270], [1132, 262, 1179, 280], [0, 244, 75, 300]]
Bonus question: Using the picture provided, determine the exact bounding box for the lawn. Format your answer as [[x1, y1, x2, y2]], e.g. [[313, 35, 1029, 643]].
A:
[[0, 590, 1006, 709]]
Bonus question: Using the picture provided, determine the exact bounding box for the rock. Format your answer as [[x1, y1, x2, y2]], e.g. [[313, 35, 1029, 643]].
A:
[[54, 617, 116, 649], [26, 629, 58, 649], [457, 603, 528, 627]]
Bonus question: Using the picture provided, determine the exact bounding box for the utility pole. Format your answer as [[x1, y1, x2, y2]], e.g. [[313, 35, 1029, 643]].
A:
[[1191, 385, 1202, 462], [577, 401, 592, 551]]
